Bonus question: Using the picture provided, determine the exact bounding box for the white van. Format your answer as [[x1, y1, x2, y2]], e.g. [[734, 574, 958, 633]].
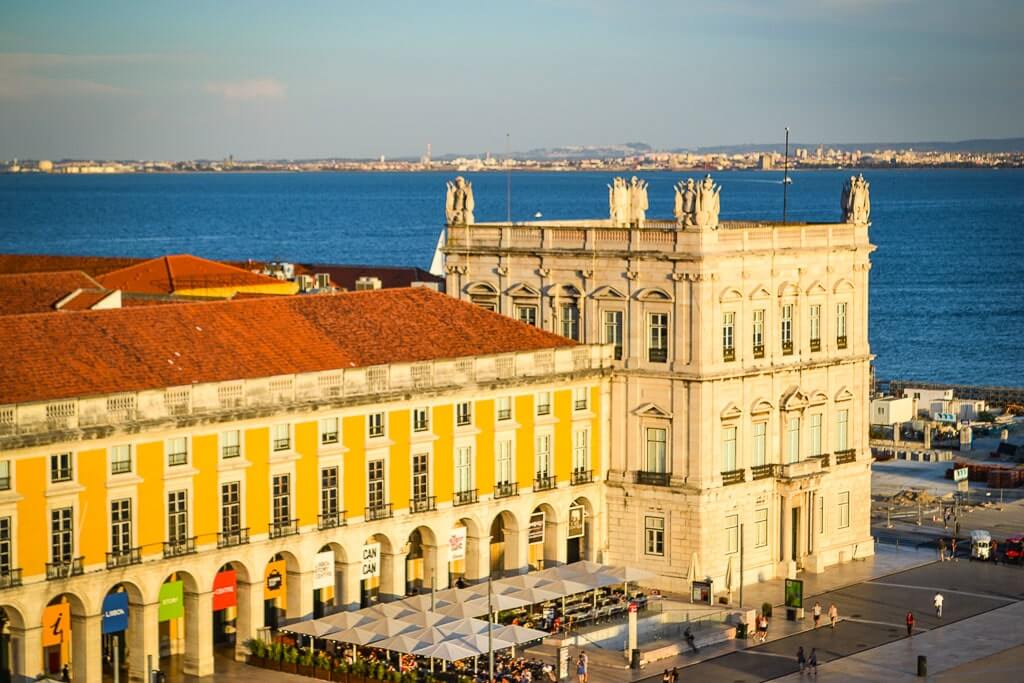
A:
[[970, 530, 991, 560]]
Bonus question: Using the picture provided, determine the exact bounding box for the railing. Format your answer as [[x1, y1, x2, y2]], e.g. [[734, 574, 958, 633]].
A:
[[0, 569, 21, 589], [809, 453, 831, 468], [810, 338, 821, 353], [0, 476, 8, 490], [533, 475, 557, 491], [221, 444, 240, 458], [51, 468, 73, 482], [46, 557, 84, 580], [163, 536, 196, 558], [168, 452, 187, 466], [648, 348, 668, 363], [320, 433, 339, 445], [721, 469, 746, 486], [723, 348, 735, 362], [365, 503, 393, 521], [272, 438, 291, 451], [574, 400, 588, 410], [410, 496, 436, 514], [782, 341, 794, 355], [453, 489, 478, 507], [636, 471, 671, 486], [497, 409, 512, 421], [269, 519, 299, 539], [837, 336, 848, 349], [318, 510, 346, 530], [571, 469, 594, 485], [779, 459, 824, 479], [750, 464, 778, 480], [111, 460, 132, 475], [537, 404, 551, 416], [753, 344, 765, 359], [106, 547, 141, 569], [217, 528, 250, 548], [835, 449, 857, 464], [494, 482, 518, 499]]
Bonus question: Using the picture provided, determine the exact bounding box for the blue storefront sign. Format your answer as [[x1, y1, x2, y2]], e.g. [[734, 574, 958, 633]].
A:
[[102, 592, 130, 634]]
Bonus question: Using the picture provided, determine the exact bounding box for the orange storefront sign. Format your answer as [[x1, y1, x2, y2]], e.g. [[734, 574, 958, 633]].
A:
[[42, 603, 70, 647]]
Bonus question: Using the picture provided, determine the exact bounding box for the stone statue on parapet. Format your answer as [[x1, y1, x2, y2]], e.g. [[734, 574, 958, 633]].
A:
[[629, 176, 649, 224], [841, 174, 870, 224], [675, 174, 720, 228], [608, 176, 648, 226], [445, 176, 475, 225]]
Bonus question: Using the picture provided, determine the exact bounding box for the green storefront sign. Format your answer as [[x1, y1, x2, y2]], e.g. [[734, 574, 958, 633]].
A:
[[159, 580, 184, 622]]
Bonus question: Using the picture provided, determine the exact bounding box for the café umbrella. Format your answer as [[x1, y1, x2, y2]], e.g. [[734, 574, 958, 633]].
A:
[[413, 638, 480, 662]]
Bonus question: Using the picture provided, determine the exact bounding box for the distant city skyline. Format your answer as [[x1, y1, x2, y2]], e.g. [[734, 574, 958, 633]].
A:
[[1, 0, 1022, 160]]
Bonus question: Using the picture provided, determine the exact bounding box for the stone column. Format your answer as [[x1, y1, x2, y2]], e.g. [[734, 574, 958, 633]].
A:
[[425, 541, 450, 591], [924, 423, 932, 449], [286, 570, 313, 622], [779, 495, 795, 579], [70, 613, 102, 682], [380, 552, 406, 602], [128, 601, 159, 681], [184, 591, 214, 677], [504, 526, 530, 575], [893, 422, 901, 445], [464, 532, 490, 583], [234, 581, 263, 662], [340, 561, 363, 610], [10, 624, 38, 683], [544, 518, 568, 567]]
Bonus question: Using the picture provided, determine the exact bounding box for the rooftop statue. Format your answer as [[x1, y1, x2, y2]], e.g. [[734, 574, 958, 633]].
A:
[[841, 174, 870, 224], [608, 176, 649, 226], [629, 176, 649, 224], [445, 176, 475, 225], [673, 178, 698, 226], [675, 174, 720, 228]]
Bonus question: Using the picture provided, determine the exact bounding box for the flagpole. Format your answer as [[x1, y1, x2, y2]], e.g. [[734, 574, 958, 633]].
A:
[[782, 127, 790, 224]]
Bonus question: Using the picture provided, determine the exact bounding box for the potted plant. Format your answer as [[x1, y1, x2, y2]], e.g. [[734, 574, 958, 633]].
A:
[[331, 660, 350, 683], [281, 645, 300, 674], [761, 601, 773, 618], [267, 642, 283, 671], [243, 638, 266, 667], [315, 652, 333, 680], [298, 649, 315, 676]]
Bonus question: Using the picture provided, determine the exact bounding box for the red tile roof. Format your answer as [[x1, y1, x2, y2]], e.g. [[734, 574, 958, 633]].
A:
[[0, 254, 143, 277], [56, 289, 116, 311], [0, 287, 575, 406], [96, 254, 286, 294], [0, 271, 104, 316]]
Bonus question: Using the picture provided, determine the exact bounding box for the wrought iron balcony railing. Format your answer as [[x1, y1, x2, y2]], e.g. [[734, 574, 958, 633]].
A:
[[721, 469, 746, 486], [0, 569, 22, 589], [750, 464, 778, 480], [837, 336, 848, 350], [810, 338, 821, 353], [636, 471, 671, 486], [163, 536, 196, 558], [106, 547, 141, 569], [752, 344, 765, 359], [217, 528, 250, 548], [46, 557, 84, 580], [410, 496, 437, 514], [494, 482, 518, 499], [318, 510, 346, 530], [365, 503, 393, 521], [723, 347, 736, 362], [533, 475, 557, 491], [269, 519, 299, 539], [834, 449, 856, 464], [453, 489, 478, 507], [571, 469, 594, 485]]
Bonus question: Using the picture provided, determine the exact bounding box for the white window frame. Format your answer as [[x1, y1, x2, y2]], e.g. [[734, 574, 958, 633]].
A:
[[496, 439, 514, 486], [167, 437, 188, 467], [725, 514, 739, 554], [644, 516, 665, 556], [320, 417, 339, 445], [809, 413, 822, 457], [110, 444, 132, 475], [456, 402, 472, 427], [837, 409, 850, 451], [573, 387, 588, 411], [786, 416, 800, 463], [722, 311, 735, 352], [604, 309, 624, 360], [272, 423, 291, 452], [572, 429, 589, 473], [496, 397, 512, 421], [753, 422, 767, 466], [536, 392, 551, 416], [535, 434, 552, 479], [755, 508, 768, 547], [645, 427, 668, 473], [752, 308, 764, 349], [50, 452, 74, 483], [809, 304, 821, 343], [516, 304, 538, 326], [647, 312, 669, 362], [455, 445, 473, 494], [722, 426, 737, 471], [413, 407, 430, 433], [368, 412, 385, 438], [838, 491, 850, 529], [221, 430, 241, 459]]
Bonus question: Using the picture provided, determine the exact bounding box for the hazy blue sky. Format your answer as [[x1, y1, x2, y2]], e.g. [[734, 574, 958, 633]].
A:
[[1, 0, 1021, 160]]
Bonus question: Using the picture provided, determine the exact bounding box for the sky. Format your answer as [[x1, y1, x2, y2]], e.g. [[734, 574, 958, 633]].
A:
[[1, 0, 1022, 160]]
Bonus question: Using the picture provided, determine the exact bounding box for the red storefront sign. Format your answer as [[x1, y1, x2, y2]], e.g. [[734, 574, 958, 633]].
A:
[[213, 569, 237, 611]]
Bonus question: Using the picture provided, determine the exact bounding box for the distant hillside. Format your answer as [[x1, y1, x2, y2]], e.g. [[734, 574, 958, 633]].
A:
[[687, 137, 1024, 155]]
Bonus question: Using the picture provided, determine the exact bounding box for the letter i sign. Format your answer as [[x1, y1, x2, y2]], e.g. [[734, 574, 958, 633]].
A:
[[42, 603, 70, 647]]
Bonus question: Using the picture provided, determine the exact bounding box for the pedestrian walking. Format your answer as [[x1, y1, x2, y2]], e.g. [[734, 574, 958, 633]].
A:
[[934, 592, 944, 618], [684, 626, 699, 653], [575, 653, 586, 683], [61, 664, 70, 683], [757, 613, 769, 643], [797, 646, 806, 673], [827, 603, 838, 629], [905, 610, 915, 637], [670, 667, 679, 683], [812, 601, 822, 628], [951, 538, 958, 561], [662, 669, 671, 683], [808, 648, 818, 675], [938, 538, 947, 562]]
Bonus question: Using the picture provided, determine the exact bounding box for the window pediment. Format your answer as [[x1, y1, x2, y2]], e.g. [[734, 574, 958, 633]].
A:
[[590, 285, 627, 300], [636, 287, 673, 302], [719, 287, 743, 303], [750, 285, 772, 300], [833, 278, 855, 294], [465, 281, 498, 296], [808, 390, 829, 406], [507, 282, 541, 298], [805, 280, 827, 296], [545, 283, 581, 298], [780, 386, 809, 411], [750, 398, 774, 415], [634, 402, 672, 419], [720, 402, 743, 421], [778, 281, 800, 298], [835, 386, 855, 402]]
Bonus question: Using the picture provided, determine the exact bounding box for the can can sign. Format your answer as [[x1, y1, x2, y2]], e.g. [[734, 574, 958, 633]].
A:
[[360, 543, 381, 580]]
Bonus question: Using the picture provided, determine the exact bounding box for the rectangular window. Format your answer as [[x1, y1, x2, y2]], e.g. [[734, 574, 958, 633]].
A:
[[752, 309, 765, 356], [604, 310, 624, 360], [321, 467, 339, 516], [781, 304, 793, 353], [367, 460, 385, 509], [753, 422, 767, 466], [644, 516, 665, 556], [535, 435, 552, 478], [50, 452, 73, 482], [817, 495, 825, 534], [837, 409, 849, 451], [726, 514, 739, 554], [111, 445, 132, 475], [755, 508, 768, 547], [809, 304, 821, 349], [221, 430, 240, 459], [413, 407, 429, 432], [221, 482, 241, 532], [320, 417, 339, 445], [496, 397, 512, 421], [0, 517, 10, 574], [496, 440, 513, 485], [412, 454, 429, 501], [456, 402, 472, 427], [573, 430, 589, 472], [516, 305, 538, 327], [838, 491, 850, 529], [810, 413, 822, 457], [455, 446, 472, 494], [836, 302, 848, 346], [110, 499, 132, 554], [272, 474, 290, 525], [786, 417, 800, 463], [560, 303, 580, 341], [536, 392, 551, 416], [167, 490, 188, 542], [167, 437, 187, 466], [272, 424, 290, 451], [722, 426, 737, 471], [51, 507, 73, 563], [722, 311, 735, 360], [368, 412, 385, 438], [573, 387, 588, 411], [648, 313, 668, 363], [646, 427, 667, 473], [0, 461, 8, 491]]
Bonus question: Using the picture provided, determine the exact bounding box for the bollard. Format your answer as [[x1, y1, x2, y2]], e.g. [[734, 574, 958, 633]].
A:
[[917, 655, 927, 677], [630, 648, 641, 670]]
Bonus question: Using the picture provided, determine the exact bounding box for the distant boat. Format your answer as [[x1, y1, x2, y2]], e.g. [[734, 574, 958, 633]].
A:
[[783, 177, 793, 185]]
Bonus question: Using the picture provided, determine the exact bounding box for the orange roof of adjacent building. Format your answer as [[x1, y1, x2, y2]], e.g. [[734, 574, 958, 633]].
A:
[[0, 253, 143, 277], [0, 271, 105, 316], [96, 254, 285, 294], [0, 287, 576, 406]]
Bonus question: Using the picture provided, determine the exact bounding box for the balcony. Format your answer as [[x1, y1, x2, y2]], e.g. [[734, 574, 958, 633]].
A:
[[753, 344, 765, 359], [810, 338, 821, 353], [723, 347, 736, 362], [365, 503, 393, 522], [809, 453, 831, 468], [533, 475, 557, 491], [574, 400, 588, 411], [778, 459, 824, 480], [163, 536, 196, 558], [269, 519, 299, 539], [221, 445, 241, 459], [453, 489, 478, 507], [111, 460, 132, 475], [837, 336, 848, 350], [648, 348, 668, 363], [537, 404, 551, 416], [106, 547, 141, 569], [0, 569, 21, 590], [494, 482, 518, 499], [751, 464, 779, 480], [721, 469, 746, 486], [497, 409, 512, 421], [167, 452, 187, 467], [318, 510, 347, 530], [835, 449, 857, 465], [46, 557, 84, 580], [636, 471, 671, 487], [571, 469, 594, 485], [272, 439, 291, 452], [782, 341, 794, 356], [217, 528, 250, 548], [410, 496, 437, 514]]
